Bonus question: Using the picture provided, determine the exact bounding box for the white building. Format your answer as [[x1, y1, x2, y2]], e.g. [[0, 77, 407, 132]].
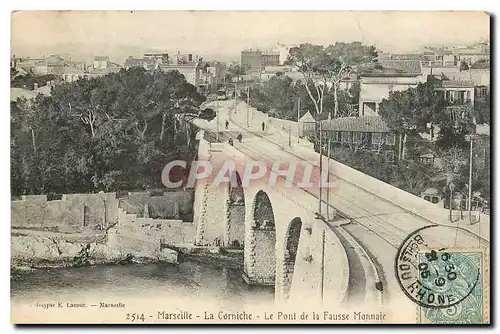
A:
[[358, 60, 425, 116]]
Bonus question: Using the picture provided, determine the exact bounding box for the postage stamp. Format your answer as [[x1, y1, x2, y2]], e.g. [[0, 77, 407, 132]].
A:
[[416, 249, 487, 324], [394, 224, 489, 324]]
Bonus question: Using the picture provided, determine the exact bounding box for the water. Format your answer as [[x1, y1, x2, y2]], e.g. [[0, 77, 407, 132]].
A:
[[11, 260, 275, 308]]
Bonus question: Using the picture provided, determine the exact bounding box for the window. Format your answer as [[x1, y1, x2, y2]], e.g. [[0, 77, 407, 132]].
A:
[[352, 132, 362, 143], [342, 131, 352, 143], [372, 133, 382, 145], [386, 133, 396, 145], [385, 150, 395, 163], [331, 131, 341, 143]]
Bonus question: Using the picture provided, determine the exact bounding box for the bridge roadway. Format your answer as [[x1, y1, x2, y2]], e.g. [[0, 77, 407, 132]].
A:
[[195, 99, 489, 310]]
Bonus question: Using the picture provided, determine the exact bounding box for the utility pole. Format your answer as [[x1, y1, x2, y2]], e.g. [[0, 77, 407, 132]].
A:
[[297, 97, 301, 143], [246, 85, 250, 128], [288, 126, 291, 147], [234, 82, 237, 113], [326, 137, 331, 221], [320, 229, 325, 303], [468, 136, 474, 223], [216, 98, 220, 142], [318, 120, 323, 215]]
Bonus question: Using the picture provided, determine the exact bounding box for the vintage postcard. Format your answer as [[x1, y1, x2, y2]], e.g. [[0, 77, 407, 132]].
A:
[[10, 11, 491, 324]]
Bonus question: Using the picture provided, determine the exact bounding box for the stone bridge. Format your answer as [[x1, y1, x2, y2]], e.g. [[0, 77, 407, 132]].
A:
[[191, 100, 490, 314], [193, 138, 351, 306]]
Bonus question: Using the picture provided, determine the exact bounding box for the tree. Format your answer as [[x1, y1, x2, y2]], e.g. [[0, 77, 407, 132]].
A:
[[474, 91, 490, 124], [323, 42, 377, 118], [288, 42, 377, 118], [459, 61, 470, 71], [226, 64, 249, 83], [288, 44, 329, 116], [11, 67, 206, 196], [379, 81, 443, 159], [394, 160, 433, 195], [437, 146, 468, 214]]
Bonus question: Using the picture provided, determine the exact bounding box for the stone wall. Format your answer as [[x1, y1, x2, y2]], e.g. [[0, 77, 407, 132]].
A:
[[268, 117, 299, 136], [226, 203, 245, 248], [110, 208, 197, 257], [11, 193, 119, 232], [118, 190, 194, 221], [194, 140, 229, 246]]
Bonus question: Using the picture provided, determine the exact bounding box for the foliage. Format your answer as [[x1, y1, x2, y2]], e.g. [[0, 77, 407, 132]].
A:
[[11, 74, 57, 90], [226, 64, 249, 82], [435, 146, 468, 194], [434, 123, 470, 151], [328, 145, 435, 195], [379, 81, 440, 135], [11, 67, 205, 196], [246, 75, 357, 121], [288, 42, 377, 118], [474, 92, 490, 124]]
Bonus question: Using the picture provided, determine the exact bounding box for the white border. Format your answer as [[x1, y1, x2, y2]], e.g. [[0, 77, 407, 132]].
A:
[[2, 2, 497, 333]]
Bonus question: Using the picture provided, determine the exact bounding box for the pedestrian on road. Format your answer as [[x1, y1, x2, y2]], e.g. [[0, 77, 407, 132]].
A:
[[261, 121, 265, 132], [237, 133, 243, 143], [228, 138, 234, 146], [225, 120, 229, 129]]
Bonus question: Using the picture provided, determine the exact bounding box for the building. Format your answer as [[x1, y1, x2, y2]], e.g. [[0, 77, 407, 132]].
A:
[[93, 56, 110, 69], [298, 111, 316, 137], [88, 56, 122, 78], [433, 78, 475, 123], [143, 52, 169, 63], [358, 59, 425, 116], [338, 73, 358, 91], [205, 61, 227, 91], [62, 65, 86, 82], [275, 42, 298, 65], [470, 60, 490, 88], [124, 57, 157, 70], [241, 50, 263, 74], [262, 51, 280, 67], [320, 116, 398, 159], [158, 63, 202, 87], [174, 52, 200, 65]]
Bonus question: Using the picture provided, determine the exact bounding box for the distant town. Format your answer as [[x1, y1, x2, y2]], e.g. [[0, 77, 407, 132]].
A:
[[11, 37, 490, 211]]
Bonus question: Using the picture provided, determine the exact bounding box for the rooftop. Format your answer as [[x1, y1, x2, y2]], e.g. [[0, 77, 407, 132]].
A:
[[440, 79, 475, 88], [359, 59, 422, 77], [470, 61, 490, 70], [124, 58, 155, 68], [94, 56, 110, 61], [299, 111, 316, 123], [320, 116, 390, 133]]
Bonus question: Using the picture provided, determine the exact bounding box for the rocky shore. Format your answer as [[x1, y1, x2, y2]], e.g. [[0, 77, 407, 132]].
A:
[[11, 230, 244, 279]]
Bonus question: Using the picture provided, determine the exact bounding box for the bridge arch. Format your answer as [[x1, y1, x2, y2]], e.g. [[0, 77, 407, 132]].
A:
[[224, 171, 245, 248], [243, 189, 276, 286], [283, 217, 302, 299]]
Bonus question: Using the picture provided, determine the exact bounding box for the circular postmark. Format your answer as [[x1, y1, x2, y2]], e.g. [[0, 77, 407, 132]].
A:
[[394, 225, 481, 309]]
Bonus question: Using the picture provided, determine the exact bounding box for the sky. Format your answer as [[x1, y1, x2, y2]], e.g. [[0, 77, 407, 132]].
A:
[[11, 11, 490, 63]]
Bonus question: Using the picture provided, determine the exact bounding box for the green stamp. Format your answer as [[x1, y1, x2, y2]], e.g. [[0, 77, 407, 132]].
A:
[[417, 251, 483, 324]]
